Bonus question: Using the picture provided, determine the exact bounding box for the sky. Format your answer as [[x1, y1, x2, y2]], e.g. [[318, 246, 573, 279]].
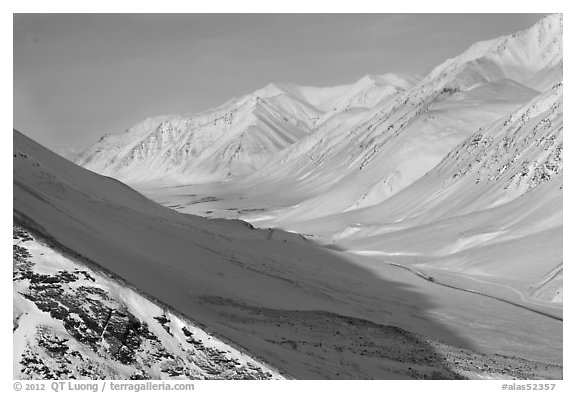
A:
[[13, 13, 547, 157]]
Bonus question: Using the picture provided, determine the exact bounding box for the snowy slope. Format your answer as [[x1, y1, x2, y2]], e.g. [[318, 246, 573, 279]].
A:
[[15, 14, 564, 379], [244, 14, 562, 223], [142, 15, 563, 312], [275, 73, 417, 116], [284, 83, 563, 308], [76, 74, 416, 184], [76, 93, 316, 184], [424, 13, 562, 92], [14, 129, 562, 377], [310, 83, 563, 235], [13, 226, 282, 380]]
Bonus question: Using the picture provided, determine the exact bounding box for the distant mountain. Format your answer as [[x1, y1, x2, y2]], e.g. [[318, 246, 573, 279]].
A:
[[13, 129, 563, 378], [296, 83, 562, 306], [76, 74, 416, 184], [247, 14, 562, 222], [13, 14, 564, 379], [424, 13, 562, 92], [241, 15, 563, 309]]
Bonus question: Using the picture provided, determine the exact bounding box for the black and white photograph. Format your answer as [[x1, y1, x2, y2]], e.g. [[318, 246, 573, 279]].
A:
[[9, 3, 567, 387]]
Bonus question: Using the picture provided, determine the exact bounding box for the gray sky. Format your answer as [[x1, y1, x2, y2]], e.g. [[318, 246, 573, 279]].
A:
[[13, 13, 546, 157]]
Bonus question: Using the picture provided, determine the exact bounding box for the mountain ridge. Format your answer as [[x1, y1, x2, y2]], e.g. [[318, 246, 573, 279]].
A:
[[76, 73, 417, 184], [239, 14, 562, 221], [14, 14, 563, 380], [13, 128, 563, 377]]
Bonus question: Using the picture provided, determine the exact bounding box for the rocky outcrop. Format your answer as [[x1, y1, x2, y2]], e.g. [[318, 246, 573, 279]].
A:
[[13, 225, 281, 380]]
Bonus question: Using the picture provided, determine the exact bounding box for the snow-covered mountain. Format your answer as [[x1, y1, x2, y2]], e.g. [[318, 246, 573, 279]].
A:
[[287, 83, 562, 307], [14, 14, 563, 380], [241, 14, 562, 223], [228, 15, 562, 310], [424, 13, 562, 92], [14, 129, 563, 378], [76, 74, 416, 184], [121, 15, 562, 311], [80, 16, 561, 192], [73, 15, 562, 307], [76, 14, 561, 200]]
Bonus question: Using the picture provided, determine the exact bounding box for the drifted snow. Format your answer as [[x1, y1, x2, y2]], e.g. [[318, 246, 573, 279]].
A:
[[14, 14, 563, 380]]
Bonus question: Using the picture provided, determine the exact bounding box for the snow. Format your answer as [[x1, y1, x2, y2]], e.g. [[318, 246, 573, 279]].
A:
[[207, 16, 561, 226], [76, 73, 417, 185], [13, 229, 284, 380], [129, 15, 562, 318], [14, 14, 563, 380], [233, 83, 562, 313], [13, 121, 562, 377]]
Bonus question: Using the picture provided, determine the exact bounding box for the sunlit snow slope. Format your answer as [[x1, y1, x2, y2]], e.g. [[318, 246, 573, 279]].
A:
[[13, 129, 562, 378], [243, 14, 562, 222], [130, 15, 562, 313], [246, 15, 563, 309], [76, 74, 415, 184], [291, 83, 563, 307], [16, 14, 563, 379]]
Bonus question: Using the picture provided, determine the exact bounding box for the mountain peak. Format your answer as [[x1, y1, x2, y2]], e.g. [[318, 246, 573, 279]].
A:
[[252, 83, 288, 99], [358, 74, 380, 84], [357, 73, 418, 90], [423, 14, 562, 92], [75, 15, 560, 185], [536, 13, 562, 32]]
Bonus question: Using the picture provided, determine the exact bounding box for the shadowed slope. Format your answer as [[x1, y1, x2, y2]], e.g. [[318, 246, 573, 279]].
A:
[[14, 129, 472, 378], [14, 129, 561, 378]]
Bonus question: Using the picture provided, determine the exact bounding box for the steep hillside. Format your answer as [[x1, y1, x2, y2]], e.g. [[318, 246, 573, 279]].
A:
[[243, 14, 562, 223], [137, 15, 563, 319], [13, 226, 282, 380], [76, 74, 415, 184], [15, 14, 563, 380], [14, 129, 562, 377], [287, 83, 562, 311]]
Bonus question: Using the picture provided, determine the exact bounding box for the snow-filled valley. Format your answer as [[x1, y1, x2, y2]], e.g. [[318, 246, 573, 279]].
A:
[[137, 14, 563, 315], [14, 14, 562, 380]]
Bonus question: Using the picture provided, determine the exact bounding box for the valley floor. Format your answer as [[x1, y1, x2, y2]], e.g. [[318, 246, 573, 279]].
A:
[[138, 182, 563, 373], [13, 224, 562, 380]]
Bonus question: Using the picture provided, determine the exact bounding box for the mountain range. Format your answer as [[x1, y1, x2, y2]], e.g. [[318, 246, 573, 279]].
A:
[[14, 14, 563, 380], [76, 73, 417, 184]]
